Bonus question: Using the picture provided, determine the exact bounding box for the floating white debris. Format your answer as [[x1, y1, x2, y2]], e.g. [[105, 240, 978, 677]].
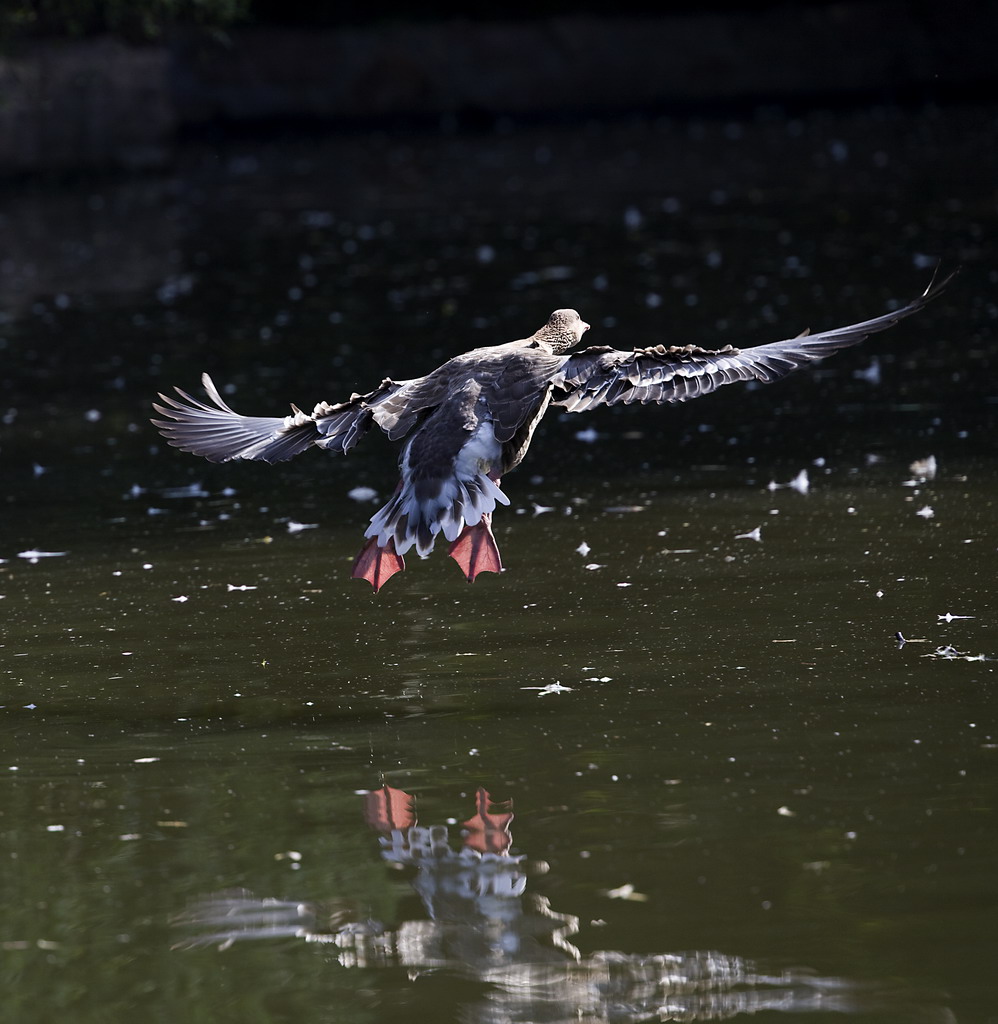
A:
[[616, 582, 632, 588], [910, 455, 937, 480], [574, 427, 599, 444], [602, 883, 649, 902], [735, 526, 762, 542], [160, 482, 208, 499], [584, 563, 606, 571], [46, 825, 65, 832], [766, 469, 809, 494], [576, 541, 591, 557], [876, 590, 884, 598], [171, 595, 189, 603], [347, 486, 377, 503], [923, 645, 988, 662], [227, 584, 258, 591], [853, 358, 881, 385], [133, 757, 160, 764], [915, 505, 935, 519], [777, 806, 796, 817], [532, 503, 555, 516], [521, 683, 574, 696], [938, 612, 974, 622], [287, 521, 318, 533], [32, 463, 47, 477], [18, 549, 67, 562]]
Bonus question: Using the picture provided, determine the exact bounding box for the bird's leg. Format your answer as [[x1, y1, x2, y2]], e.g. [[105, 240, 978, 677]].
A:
[[448, 472, 504, 583], [352, 537, 405, 592]]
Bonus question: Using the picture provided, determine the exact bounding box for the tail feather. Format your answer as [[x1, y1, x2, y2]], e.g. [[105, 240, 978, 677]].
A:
[[366, 472, 510, 557]]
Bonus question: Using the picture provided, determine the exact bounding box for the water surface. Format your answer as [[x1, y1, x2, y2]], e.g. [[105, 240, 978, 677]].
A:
[[1, 103, 996, 1022]]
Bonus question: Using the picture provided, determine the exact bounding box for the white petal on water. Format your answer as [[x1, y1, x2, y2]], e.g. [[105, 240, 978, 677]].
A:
[[171, 595, 189, 603], [735, 526, 762, 542], [347, 486, 378, 503], [576, 541, 591, 557], [532, 503, 555, 516], [916, 505, 935, 519], [583, 563, 605, 571], [777, 806, 796, 817], [227, 584, 258, 591], [938, 612, 974, 622], [287, 521, 318, 533]]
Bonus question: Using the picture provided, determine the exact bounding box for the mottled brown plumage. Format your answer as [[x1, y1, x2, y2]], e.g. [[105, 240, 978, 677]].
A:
[[152, 271, 953, 590]]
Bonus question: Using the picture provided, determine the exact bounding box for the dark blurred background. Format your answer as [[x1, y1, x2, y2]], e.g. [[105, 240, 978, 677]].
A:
[[2, 0, 997, 176]]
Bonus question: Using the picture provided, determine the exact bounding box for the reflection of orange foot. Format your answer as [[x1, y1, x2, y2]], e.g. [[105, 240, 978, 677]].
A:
[[352, 537, 405, 592], [463, 788, 513, 854], [448, 515, 503, 583], [363, 785, 416, 832]]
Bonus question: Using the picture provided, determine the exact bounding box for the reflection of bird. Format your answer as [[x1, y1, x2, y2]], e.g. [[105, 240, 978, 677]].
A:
[[153, 270, 953, 591]]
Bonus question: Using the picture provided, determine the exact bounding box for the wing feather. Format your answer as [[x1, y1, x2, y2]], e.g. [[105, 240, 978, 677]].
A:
[[553, 269, 955, 413], [152, 372, 406, 463]]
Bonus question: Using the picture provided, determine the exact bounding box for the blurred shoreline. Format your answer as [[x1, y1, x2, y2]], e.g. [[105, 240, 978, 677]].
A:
[[1, 2, 996, 174]]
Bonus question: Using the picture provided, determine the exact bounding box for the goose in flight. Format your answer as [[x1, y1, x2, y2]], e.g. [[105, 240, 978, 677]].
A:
[[152, 270, 952, 591]]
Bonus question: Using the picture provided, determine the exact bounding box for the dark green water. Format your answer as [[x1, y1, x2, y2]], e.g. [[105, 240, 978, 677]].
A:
[[1, 104, 996, 1022]]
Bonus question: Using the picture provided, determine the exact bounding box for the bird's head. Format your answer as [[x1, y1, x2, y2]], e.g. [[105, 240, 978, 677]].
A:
[[535, 308, 590, 353]]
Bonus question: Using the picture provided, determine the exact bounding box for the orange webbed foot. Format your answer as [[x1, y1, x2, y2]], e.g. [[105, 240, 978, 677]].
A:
[[352, 537, 405, 592]]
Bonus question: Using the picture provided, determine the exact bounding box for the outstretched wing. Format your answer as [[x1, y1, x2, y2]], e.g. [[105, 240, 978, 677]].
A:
[[152, 373, 407, 463], [552, 269, 955, 413]]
